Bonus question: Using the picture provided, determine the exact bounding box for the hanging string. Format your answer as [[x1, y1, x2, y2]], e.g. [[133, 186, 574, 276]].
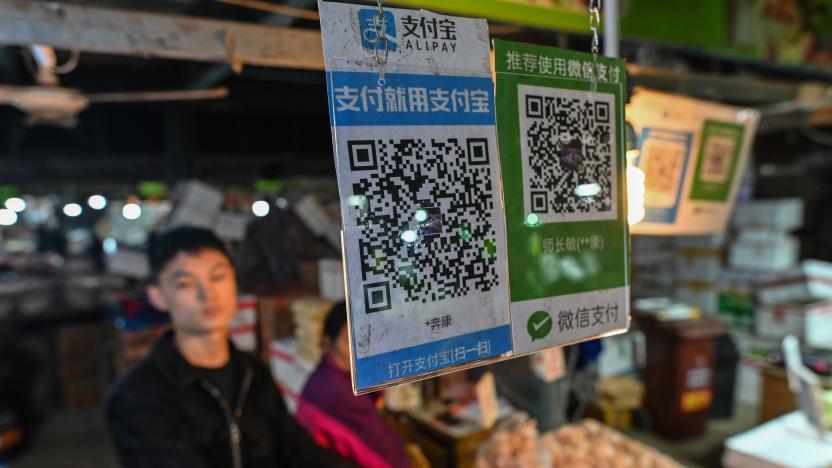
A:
[[371, 0, 389, 87], [582, 0, 603, 201], [588, 0, 601, 95]]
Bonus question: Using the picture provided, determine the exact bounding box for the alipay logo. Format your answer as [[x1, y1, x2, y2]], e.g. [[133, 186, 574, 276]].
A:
[[358, 9, 397, 52]]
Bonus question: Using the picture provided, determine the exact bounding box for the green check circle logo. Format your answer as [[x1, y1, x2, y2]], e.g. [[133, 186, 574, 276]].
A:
[[527, 310, 552, 341]]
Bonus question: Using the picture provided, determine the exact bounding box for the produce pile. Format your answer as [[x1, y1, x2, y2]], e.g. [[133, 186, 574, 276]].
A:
[[478, 416, 681, 468]]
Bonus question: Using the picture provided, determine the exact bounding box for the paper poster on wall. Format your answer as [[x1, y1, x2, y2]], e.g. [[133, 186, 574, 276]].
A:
[[628, 90, 759, 235], [319, 1, 511, 393], [493, 39, 630, 356]]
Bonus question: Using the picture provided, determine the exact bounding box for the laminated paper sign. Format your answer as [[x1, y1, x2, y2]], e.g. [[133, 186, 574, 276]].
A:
[[493, 39, 630, 355], [628, 90, 760, 235], [319, 2, 511, 393]]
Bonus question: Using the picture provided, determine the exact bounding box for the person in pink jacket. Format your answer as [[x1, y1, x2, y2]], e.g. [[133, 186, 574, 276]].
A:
[[296, 302, 410, 468]]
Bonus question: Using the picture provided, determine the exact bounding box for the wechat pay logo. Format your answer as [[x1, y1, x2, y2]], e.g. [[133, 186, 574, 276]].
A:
[[527, 310, 552, 341]]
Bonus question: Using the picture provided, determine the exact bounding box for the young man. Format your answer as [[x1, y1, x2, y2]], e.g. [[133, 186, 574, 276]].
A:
[[106, 227, 349, 468], [296, 302, 410, 468]]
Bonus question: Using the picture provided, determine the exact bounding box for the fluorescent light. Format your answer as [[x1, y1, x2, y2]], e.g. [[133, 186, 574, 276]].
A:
[[4, 197, 25, 213], [63, 203, 82, 217], [87, 194, 107, 210], [0, 209, 17, 226], [627, 165, 646, 226], [251, 200, 270, 217], [122, 203, 141, 220]]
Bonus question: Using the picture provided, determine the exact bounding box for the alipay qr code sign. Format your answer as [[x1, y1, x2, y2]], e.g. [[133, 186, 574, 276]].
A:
[[319, 1, 511, 393], [493, 39, 630, 356], [627, 90, 759, 235]]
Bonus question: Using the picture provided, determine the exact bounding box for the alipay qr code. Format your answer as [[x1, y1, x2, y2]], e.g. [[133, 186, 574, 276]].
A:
[[345, 135, 502, 315], [518, 84, 618, 222]]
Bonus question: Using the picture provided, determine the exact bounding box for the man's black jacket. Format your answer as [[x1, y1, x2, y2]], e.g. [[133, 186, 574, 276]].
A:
[[106, 332, 350, 468]]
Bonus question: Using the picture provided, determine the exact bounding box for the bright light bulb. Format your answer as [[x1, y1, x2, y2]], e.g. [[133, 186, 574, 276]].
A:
[[252, 200, 270, 217], [627, 165, 646, 226], [122, 203, 141, 220], [525, 213, 539, 226], [87, 194, 107, 210], [0, 209, 17, 226], [414, 209, 428, 222], [4, 197, 25, 213], [63, 203, 82, 217]]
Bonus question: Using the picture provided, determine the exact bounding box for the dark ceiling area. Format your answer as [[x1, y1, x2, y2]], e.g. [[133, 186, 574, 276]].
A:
[[1, 0, 831, 191]]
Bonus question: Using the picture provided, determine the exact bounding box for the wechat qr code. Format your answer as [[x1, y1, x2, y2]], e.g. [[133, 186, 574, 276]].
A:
[[641, 137, 687, 208], [345, 136, 500, 314], [700, 136, 735, 183], [518, 84, 617, 222]]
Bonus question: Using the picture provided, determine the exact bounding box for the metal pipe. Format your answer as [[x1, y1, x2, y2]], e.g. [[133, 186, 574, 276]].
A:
[[603, 0, 619, 58]]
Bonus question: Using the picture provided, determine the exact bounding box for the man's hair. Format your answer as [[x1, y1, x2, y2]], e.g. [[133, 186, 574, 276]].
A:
[[148, 226, 232, 283], [323, 301, 348, 342]]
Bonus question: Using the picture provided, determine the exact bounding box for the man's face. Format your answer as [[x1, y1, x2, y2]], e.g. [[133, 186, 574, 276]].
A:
[[147, 249, 238, 336]]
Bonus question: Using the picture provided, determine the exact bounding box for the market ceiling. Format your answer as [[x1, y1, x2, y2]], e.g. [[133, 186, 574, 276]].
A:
[[0, 0, 829, 188]]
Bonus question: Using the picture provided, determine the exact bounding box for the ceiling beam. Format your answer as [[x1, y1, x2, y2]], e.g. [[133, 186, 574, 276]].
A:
[[0, 0, 324, 70]]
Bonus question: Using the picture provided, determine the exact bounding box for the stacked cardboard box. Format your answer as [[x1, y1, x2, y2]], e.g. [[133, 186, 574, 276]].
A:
[[754, 260, 832, 349], [674, 234, 725, 315], [290, 297, 333, 363], [56, 324, 105, 408], [229, 295, 258, 352], [269, 338, 316, 414], [728, 198, 802, 271], [255, 287, 315, 362], [715, 198, 804, 333], [630, 236, 676, 299]]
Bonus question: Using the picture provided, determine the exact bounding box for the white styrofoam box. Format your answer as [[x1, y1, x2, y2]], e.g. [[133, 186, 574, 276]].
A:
[[675, 233, 727, 250], [633, 260, 676, 278], [732, 198, 803, 231], [105, 248, 150, 279], [757, 260, 832, 305], [676, 251, 722, 283], [269, 338, 317, 414], [168, 180, 224, 229], [755, 300, 832, 347], [735, 359, 762, 408], [675, 283, 719, 314], [729, 235, 799, 272], [736, 229, 793, 244], [293, 195, 341, 249], [631, 235, 676, 266], [598, 333, 636, 377], [720, 269, 778, 296], [215, 211, 251, 241], [631, 274, 675, 299], [317, 258, 345, 301], [723, 412, 832, 468], [229, 295, 258, 352]]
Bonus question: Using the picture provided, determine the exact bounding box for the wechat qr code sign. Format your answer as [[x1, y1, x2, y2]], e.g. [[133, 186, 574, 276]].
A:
[[518, 84, 617, 223], [699, 136, 735, 183], [344, 132, 502, 315]]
